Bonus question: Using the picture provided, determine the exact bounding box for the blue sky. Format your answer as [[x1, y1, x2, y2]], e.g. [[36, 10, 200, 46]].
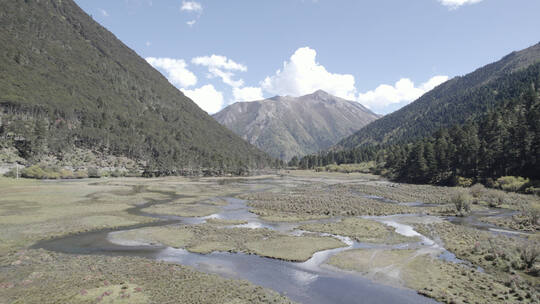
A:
[[75, 0, 540, 114]]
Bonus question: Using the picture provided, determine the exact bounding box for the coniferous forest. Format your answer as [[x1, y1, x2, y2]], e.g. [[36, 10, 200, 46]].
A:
[[384, 82, 540, 184], [0, 0, 274, 176], [296, 62, 540, 188]]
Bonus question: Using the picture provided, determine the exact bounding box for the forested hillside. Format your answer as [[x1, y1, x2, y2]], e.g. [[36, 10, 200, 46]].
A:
[[0, 0, 273, 175], [384, 72, 540, 184], [298, 59, 540, 187], [337, 42, 540, 149]]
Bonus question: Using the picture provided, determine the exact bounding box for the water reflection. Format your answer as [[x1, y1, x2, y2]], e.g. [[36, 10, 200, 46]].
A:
[[35, 177, 443, 304]]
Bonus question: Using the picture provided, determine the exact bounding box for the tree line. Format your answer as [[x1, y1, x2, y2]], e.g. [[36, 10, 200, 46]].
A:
[[296, 82, 540, 186]]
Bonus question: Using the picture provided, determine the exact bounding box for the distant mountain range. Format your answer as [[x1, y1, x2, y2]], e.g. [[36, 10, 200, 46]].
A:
[[336, 42, 540, 150], [213, 90, 379, 161], [0, 0, 272, 175]]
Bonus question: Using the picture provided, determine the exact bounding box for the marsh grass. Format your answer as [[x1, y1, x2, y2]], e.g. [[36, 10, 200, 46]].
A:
[[299, 217, 420, 244], [414, 222, 539, 298], [241, 184, 439, 221], [0, 177, 297, 303], [110, 223, 346, 262], [245, 236, 345, 262], [342, 182, 459, 205], [327, 248, 533, 304], [0, 249, 293, 304], [74, 282, 149, 303], [206, 218, 249, 225], [144, 202, 222, 217], [0, 178, 159, 255]]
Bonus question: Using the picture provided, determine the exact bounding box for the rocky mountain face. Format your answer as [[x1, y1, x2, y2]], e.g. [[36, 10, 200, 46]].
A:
[[213, 90, 379, 161]]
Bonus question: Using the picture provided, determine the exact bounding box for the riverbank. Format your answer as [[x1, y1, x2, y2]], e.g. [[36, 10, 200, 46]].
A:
[[1, 172, 538, 303]]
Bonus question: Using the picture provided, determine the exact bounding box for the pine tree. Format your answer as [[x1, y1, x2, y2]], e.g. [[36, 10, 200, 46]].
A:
[[424, 140, 437, 182]]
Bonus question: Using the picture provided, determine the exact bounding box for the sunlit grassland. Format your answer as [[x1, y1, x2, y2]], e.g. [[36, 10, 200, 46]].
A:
[[299, 217, 421, 244], [0, 249, 293, 304], [0, 176, 296, 304], [327, 249, 514, 304], [109, 223, 346, 262], [0, 177, 159, 254]]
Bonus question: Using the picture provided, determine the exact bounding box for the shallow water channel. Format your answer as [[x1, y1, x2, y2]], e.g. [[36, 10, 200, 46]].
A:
[[34, 176, 518, 304]]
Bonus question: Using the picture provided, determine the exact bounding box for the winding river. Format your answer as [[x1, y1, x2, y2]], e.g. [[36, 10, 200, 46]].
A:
[[33, 175, 525, 304]]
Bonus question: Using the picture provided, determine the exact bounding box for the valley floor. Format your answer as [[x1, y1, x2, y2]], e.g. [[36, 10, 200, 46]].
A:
[[0, 171, 538, 303]]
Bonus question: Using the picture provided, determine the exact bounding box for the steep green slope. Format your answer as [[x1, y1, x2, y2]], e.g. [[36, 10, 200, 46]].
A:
[[337, 42, 540, 149], [299, 62, 540, 185], [213, 90, 379, 161], [0, 0, 272, 175], [383, 68, 540, 184]]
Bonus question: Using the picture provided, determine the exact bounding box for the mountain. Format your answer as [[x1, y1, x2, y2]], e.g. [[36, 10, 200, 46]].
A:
[[0, 0, 273, 175], [336, 42, 540, 150], [213, 90, 379, 161]]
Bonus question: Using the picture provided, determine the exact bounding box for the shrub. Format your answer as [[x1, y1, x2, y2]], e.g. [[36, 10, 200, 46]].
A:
[[15, 165, 82, 179], [59, 169, 75, 179], [518, 202, 540, 227], [320, 162, 376, 174], [455, 176, 473, 187], [3, 167, 18, 178], [110, 169, 124, 177], [87, 167, 101, 178], [520, 243, 540, 271], [524, 186, 540, 196], [74, 170, 88, 179], [485, 191, 506, 207], [451, 191, 472, 216], [522, 180, 540, 196], [125, 168, 142, 177], [496, 176, 530, 192], [469, 183, 485, 198], [21, 165, 48, 179]]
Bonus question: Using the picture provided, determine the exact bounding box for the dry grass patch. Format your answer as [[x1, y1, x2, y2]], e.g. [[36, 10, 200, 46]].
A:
[[300, 217, 420, 244], [245, 236, 345, 262], [341, 182, 458, 204], [109, 224, 346, 262], [0, 179, 159, 255], [143, 202, 221, 217], [0, 249, 294, 304], [328, 249, 531, 304], [206, 218, 249, 225], [241, 183, 441, 221], [74, 282, 148, 303]]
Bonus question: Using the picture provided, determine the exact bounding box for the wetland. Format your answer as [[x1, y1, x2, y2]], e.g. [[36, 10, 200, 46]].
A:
[[0, 171, 538, 303]]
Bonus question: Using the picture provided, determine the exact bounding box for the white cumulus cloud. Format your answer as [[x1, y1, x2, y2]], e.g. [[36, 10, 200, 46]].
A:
[[182, 84, 224, 114], [357, 75, 449, 111], [192, 55, 247, 88], [260, 47, 357, 100], [192, 55, 247, 72], [420, 75, 450, 91], [438, 0, 483, 9], [233, 87, 264, 102], [209, 69, 245, 88], [146, 57, 197, 88], [99, 9, 109, 17], [181, 1, 202, 12]]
